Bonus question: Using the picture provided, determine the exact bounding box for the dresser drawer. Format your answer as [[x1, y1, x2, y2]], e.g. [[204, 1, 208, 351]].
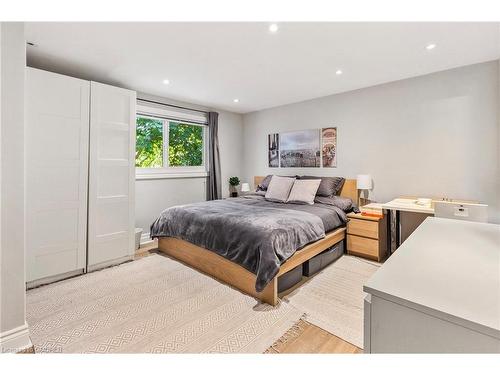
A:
[[347, 218, 379, 239], [347, 234, 379, 259]]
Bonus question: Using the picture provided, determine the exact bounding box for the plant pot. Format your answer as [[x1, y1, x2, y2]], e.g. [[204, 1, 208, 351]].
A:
[[229, 185, 239, 197]]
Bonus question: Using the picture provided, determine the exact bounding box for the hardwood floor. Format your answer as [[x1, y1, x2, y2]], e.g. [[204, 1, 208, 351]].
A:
[[266, 320, 362, 354], [135, 243, 363, 354]]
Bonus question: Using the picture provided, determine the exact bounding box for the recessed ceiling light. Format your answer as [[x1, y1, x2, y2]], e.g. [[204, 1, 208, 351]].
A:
[[233, 98, 239, 103], [269, 24, 278, 33], [426, 43, 436, 50], [336, 70, 343, 75], [162, 79, 170, 85]]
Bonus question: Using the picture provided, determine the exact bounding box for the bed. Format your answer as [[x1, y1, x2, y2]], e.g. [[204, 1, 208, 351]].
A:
[[152, 176, 358, 306]]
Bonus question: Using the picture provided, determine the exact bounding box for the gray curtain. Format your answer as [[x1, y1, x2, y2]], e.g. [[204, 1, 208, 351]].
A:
[[207, 112, 222, 200]]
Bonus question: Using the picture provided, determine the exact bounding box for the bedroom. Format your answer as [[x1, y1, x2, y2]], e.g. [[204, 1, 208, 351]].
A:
[[1, 0, 499, 372]]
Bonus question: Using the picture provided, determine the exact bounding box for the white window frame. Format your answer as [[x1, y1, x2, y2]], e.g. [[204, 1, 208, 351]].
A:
[[135, 104, 209, 180]]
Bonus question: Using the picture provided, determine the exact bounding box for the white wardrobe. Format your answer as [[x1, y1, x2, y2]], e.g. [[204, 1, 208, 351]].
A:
[[26, 68, 136, 286]]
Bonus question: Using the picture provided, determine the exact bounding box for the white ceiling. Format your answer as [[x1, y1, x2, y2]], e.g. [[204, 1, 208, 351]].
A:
[[26, 22, 500, 113]]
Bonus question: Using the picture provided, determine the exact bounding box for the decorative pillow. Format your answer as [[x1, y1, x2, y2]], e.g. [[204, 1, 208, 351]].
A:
[[299, 176, 345, 197], [287, 179, 322, 205], [265, 176, 296, 203], [314, 195, 354, 212], [256, 175, 273, 191]]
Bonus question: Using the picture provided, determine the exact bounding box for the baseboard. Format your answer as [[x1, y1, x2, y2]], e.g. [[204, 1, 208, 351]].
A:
[[0, 323, 32, 354], [141, 232, 153, 245], [26, 268, 84, 289], [87, 254, 134, 273]]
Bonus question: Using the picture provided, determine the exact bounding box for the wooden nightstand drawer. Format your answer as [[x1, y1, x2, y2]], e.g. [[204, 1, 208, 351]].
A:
[[347, 235, 379, 259], [347, 218, 379, 239]]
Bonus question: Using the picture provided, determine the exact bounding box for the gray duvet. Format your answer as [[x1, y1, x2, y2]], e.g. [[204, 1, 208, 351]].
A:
[[150, 196, 348, 292]]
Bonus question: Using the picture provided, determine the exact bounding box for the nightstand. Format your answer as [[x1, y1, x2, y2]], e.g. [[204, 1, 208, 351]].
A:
[[346, 211, 388, 262]]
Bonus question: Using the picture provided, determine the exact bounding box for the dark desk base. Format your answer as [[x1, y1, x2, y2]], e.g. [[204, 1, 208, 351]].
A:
[[387, 209, 400, 254]]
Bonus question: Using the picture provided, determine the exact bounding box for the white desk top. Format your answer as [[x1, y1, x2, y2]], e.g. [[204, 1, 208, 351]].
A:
[[361, 203, 384, 211], [381, 198, 435, 214], [364, 217, 500, 338]]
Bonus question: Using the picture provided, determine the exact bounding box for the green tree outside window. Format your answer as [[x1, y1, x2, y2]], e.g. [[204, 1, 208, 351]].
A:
[[136, 116, 163, 168], [136, 116, 204, 168], [168, 122, 203, 167]]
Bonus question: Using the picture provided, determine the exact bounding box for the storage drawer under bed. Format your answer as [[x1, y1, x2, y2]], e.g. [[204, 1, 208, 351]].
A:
[[303, 240, 344, 276], [277, 238, 345, 293], [278, 264, 303, 293]]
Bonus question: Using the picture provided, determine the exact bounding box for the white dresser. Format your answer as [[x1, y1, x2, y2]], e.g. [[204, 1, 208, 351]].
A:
[[364, 217, 500, 353]]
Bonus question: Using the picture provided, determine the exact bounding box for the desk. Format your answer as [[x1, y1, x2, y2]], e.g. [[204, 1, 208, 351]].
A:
[[381, 198, 434, 252], [363, 217, 500, 353], [382, 198, 434, 215]]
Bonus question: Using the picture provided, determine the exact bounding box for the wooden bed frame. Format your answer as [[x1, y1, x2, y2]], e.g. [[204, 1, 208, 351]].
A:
[[158, 176, 358, 306]]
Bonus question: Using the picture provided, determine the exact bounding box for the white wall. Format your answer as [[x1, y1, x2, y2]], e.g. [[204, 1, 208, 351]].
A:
[[135, 93, 244, 239], [498, 59, 500, 224], [136, 177, 206, 238], [218, 110, 245, 197], [0, 23, 31, 352], [242, 61, 500, 223]]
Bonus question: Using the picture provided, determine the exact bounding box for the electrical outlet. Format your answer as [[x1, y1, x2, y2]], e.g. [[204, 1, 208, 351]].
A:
[[454, 206, 469, 217]]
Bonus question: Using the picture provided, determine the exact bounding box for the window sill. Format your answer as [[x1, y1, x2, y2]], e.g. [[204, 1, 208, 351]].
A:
[[136, 171, 208, 180]]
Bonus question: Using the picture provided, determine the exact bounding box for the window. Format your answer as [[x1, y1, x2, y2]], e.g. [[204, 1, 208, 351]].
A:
[[168, 122, 204, 167], [135, 110, 207, 178], [136, 116, 163, 168]]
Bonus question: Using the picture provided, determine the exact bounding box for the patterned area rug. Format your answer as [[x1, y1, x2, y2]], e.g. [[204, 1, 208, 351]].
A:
[[26, 254, 303, 353], [283, 255, 380, 348]]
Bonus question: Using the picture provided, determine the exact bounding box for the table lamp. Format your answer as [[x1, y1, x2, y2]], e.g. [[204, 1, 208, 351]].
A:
[[241, 182, 250, 195], [356, 174, 372, 206]]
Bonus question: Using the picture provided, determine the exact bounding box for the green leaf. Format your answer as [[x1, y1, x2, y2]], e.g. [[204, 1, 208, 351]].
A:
[[136, 116, 163, 168], [168, 122, 203, 167]]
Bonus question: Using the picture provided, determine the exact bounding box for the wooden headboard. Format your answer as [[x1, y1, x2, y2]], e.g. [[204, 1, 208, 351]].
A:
[[254, 176, 358, 203]]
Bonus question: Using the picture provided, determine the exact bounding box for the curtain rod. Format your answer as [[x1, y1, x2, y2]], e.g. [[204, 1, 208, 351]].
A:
[[137, 98, 209, 115]]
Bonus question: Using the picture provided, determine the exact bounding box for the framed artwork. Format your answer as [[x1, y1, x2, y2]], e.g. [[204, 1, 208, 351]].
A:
[[321, 127, 337, 167], [279, 129, 320, 168], [268, 133, 279, 167]]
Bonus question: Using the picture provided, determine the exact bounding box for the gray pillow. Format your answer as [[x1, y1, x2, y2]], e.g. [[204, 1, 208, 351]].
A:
[[287, 179, 321, 205], [257, 174, 299, 191], [299, 176, 345, 197], [265, 176, 296, 203], [256, 175, 273, 191], [314, 195, 354, 212]]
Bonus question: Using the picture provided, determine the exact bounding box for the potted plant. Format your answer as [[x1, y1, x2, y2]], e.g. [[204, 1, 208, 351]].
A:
[[229, 176, 240, 197]]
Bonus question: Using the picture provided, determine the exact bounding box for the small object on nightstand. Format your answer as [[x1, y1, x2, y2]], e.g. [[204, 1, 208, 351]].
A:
[[347, 208, 387, 262], [356, 174, 372, 207], [229, 176, 240, 197], [360, 203, 384, 218], [240, 182, 250, 195]]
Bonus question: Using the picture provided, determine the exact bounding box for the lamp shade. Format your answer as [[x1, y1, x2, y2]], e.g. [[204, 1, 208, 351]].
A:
[[356, 174, 372, 190], [241, 182, 250, 192]]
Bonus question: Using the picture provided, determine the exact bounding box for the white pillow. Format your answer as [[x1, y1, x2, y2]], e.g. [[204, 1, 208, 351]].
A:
[[265, 176, 296, 203], [287, 179, 321, 205]]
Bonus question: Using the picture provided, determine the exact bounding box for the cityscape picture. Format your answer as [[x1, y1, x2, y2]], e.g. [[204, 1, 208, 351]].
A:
[[279, 129, 320, 167], [268, 133, 279, 167]]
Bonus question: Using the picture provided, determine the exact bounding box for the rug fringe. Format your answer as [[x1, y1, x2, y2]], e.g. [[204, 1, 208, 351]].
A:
[[264, 314, 308, 354]]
